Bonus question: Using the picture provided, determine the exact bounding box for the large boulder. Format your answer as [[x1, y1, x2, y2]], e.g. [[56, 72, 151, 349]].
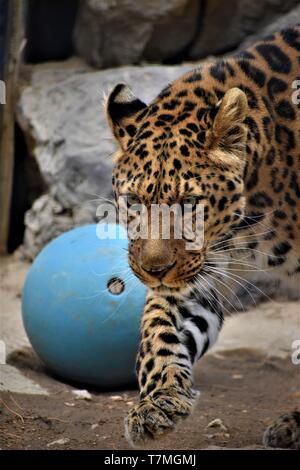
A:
[[73, 0, 200, 67], [190, 0, 300, 59], [238, 3, 300, 50], [73, 0, 300, 67], [17, 60, 192, 259]]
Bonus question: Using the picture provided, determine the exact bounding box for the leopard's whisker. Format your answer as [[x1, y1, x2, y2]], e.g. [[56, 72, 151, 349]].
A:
[[206, 266, 277, 305], [206, 252, 262, 268], [206, 263, 273, 273], [204, 266, 258, 306], [194, 273, 232, 316], [213, 245, 280, 260], [208, 229, 274, 250], [90, 266, 131, 278], [200, 270, 243, 312], [206, 252, 273, 271], [207, 252, 256, 262]]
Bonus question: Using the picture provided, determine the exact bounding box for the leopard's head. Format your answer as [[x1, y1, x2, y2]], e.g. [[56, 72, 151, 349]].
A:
[[106, 83, 248, 294]]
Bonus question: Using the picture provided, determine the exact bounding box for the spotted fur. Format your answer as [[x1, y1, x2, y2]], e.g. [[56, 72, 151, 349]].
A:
[[106, 27, 300, 447]]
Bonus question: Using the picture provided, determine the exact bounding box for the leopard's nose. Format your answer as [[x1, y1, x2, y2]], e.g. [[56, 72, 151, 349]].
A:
[[142, 261, 176, 278]]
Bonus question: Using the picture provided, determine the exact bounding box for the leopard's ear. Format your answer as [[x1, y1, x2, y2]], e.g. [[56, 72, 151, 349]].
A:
[[106, 84, 147, 150], [209, 87, 248, 160]]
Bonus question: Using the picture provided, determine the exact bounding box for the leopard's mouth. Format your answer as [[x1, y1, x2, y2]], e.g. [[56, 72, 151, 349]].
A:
[[130, 262, 203, 294]]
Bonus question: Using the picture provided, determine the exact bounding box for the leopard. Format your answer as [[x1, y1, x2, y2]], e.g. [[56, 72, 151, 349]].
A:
[[105, 26, 300, 448]]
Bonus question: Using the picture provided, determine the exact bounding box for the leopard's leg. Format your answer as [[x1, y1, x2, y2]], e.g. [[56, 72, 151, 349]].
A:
[[125, 290, 223, 446], [263, 411, 300, 449], [210, 259, 300, 449]]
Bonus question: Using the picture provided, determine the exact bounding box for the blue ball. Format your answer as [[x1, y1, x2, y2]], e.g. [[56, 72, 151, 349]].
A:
[[22, 224, 146, 388]]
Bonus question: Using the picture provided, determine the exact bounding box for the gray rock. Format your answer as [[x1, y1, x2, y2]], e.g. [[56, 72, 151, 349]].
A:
[[238, 3, 300, 50], [17, 61, 193, 259], [0, 364, 48, 395], [186, 0, 300, 59], [73, 0, 200, 67], [73, 0, 299, 67], [21, 194, 75, 260]]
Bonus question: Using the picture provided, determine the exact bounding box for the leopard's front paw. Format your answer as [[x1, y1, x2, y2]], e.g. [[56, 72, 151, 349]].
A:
[[263, 411, 300, 449], [125, 387, 198, 446]]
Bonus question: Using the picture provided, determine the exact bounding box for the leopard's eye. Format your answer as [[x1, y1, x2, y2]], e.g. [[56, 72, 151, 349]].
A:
[[123, 194, 141, 206], [181, 196, 198, 212], [183, 196, 198, 205]]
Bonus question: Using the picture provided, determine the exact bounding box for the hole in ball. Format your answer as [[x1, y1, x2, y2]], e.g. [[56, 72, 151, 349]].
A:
[[107, 277, 125, 295]]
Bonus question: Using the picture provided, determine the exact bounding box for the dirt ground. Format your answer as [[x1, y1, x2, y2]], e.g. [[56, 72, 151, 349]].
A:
[[1, 347, 300, 449], [0, 256, 299, 450]]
